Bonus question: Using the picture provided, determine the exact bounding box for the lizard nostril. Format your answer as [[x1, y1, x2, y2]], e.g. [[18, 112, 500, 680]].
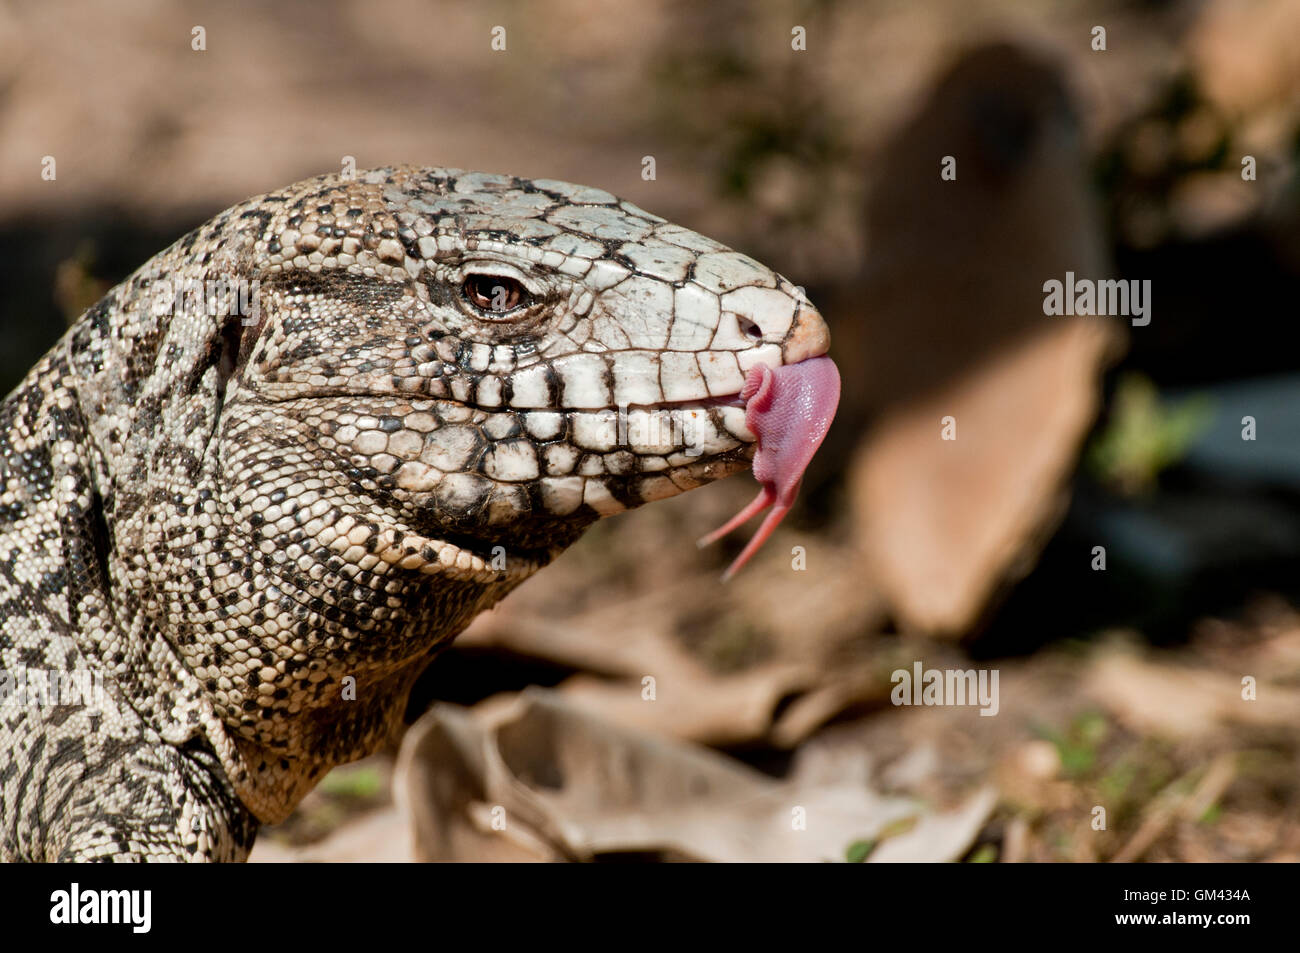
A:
[[737, 315, 764, 341]]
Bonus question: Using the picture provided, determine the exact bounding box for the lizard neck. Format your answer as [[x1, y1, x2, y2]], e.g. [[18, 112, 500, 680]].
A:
[[142, 503, 556, 822], [213, 539, 548, 822]]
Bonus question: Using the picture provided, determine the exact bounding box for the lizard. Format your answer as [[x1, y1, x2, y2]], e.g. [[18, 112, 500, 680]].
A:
[[0, 166, 838, 861]]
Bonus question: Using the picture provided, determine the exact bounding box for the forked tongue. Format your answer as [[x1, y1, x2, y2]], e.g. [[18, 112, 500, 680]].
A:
[[697, 355, 841, 580]]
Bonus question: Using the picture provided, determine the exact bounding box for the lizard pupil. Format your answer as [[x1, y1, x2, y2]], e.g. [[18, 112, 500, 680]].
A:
[[462, 274, 526, 315]]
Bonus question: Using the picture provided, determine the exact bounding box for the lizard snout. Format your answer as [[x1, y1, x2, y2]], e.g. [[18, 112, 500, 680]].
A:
[[780, 302, 833, 367]]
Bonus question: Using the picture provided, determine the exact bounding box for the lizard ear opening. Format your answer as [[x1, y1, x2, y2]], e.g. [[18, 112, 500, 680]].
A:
[[217, 309, 265, 389]]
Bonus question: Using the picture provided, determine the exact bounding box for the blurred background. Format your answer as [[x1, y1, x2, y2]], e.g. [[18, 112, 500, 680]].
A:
[[3, 0, 1299, 861]]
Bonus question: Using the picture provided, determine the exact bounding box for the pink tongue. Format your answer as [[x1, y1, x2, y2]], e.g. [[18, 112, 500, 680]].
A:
[[698, 355, 841, 580]]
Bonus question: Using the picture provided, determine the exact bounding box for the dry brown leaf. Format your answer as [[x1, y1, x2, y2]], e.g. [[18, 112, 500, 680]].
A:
[[395, 689, 994, 863], [556, 667, 818, 748], [457, 544, 886, 747], [836, 43, 1123, 638], [248, 806, 413, 863], [1085, 646, 1300, 740], [852, 319, 1119, 636]]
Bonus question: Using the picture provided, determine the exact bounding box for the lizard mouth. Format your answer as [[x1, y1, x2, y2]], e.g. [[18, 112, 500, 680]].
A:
[[692, 394, 748, 410], [624, 392, 749, 417]]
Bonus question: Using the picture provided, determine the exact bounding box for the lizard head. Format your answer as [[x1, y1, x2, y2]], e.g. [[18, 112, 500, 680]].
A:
[[58, 166, 836, 810], [223, 167, 834, 578]]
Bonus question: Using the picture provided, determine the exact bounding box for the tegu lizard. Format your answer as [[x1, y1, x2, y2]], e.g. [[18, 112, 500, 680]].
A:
[[0, 167, 838, 861]]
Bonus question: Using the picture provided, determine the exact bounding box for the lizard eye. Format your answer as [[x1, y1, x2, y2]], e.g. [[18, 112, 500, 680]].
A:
[[462, 274, 529, 316]]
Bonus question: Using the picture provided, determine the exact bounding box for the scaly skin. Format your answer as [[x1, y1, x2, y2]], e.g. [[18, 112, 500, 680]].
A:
[[0, 167, 830, 860]]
